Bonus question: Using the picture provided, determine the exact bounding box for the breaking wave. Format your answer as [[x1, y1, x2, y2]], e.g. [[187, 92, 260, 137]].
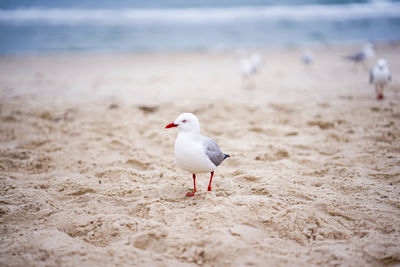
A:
[[1, 1, 400, 25]]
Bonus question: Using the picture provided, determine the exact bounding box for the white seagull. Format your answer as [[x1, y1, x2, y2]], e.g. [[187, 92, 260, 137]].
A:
[[370, 59, 392, 100], [165, 113, 230, 197], [250, 52, 264, 70], [239, 52, 263, 77], [302, 50, 314, 65], [343, 42, 375, 69], [240, 58, 256, 78]]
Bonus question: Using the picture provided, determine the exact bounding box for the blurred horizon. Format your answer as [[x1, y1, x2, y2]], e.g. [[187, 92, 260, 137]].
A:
[[1, 0, 400, 55], [2, 0, 400, 9]]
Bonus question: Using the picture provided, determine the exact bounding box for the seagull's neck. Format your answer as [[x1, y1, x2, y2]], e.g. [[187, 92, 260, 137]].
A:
[[177, 129, 201, 142]]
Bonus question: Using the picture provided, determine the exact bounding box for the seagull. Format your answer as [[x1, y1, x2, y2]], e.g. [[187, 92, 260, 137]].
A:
[[250, 52, 264, 70], [165, 113, 230, 197], [343, 42, 375, 69], [240, 58, 256, 78], [370, 59, 391, 100], [239, 58, 256, 89], [238, 52, 263, 86], [302, 50, 314, 65]]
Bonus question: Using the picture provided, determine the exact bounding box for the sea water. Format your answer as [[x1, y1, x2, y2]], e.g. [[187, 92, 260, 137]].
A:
[[1, 0, 400, 54]]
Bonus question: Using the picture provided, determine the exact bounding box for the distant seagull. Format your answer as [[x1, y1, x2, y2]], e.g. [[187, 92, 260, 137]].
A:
[[239, 58, 257, 89], [344, 42, 375, 70], [165, 113, 230, 197], [302, 50, 314, 65], [240, 58, 256, 78], [250, 52, 264, 70], [370, 59, 391, 100], [238, 52, 263, 88]]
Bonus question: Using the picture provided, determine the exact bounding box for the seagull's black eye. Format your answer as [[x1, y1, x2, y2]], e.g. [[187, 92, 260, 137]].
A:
[[182, 120, 187, 123]]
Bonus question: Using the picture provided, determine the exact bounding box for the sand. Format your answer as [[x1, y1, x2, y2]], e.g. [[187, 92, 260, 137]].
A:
[[0, 44, 400, 266]]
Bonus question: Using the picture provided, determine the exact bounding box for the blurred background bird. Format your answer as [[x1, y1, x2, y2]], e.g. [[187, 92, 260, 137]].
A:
[[250, 52, 264, 70], [239, 58, 256, 89], [238, 51, 264, 89], [370, 58, 392, 100], [302, 50, 315, 66], [344, 42, 375, 70]]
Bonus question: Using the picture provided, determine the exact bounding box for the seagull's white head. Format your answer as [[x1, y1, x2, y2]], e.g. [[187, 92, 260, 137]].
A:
[[363, 42, 375, 58], [377, 58, 387, 68], [165, 113, 200, 133]]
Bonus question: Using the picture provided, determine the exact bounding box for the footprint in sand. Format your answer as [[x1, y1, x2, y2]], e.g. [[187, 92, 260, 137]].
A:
[[133, 230, 168, 253], [137, 105, 159, 114], [255, 149, 290, 161], [307, 120, 335, 130], [124, 159, 151, 170]]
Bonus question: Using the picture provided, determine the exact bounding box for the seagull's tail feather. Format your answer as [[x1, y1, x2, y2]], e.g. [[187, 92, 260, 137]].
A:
[[342, 53, 363, 62], [224, 154, 230, 159]]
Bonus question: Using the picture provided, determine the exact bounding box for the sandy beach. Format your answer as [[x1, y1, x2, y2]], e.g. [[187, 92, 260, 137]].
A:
[[1, 43, 400, 266]]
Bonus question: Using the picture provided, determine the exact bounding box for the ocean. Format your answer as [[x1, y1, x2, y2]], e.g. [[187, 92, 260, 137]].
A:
[[1, 0, 400, 54]]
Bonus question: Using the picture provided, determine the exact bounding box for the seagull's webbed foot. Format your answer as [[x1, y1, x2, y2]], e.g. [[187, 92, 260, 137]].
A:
[[186, 192, 195, 197]]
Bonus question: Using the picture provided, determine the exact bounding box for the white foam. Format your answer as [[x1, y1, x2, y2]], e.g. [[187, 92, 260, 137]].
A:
[[0, 2, 400, 25]]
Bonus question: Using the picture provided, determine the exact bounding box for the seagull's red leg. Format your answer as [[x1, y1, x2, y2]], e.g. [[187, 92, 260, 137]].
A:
[[208, 171, 214, 191], [376, 85, 384, 100], [186, 174, 196, 197]]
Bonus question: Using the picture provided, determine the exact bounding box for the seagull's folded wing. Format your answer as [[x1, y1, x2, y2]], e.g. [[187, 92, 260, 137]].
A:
[[370, 69, 374, 84], [201, 136, 225, 167]]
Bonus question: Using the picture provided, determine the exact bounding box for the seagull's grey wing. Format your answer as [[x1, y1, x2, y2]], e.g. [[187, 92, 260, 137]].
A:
[[345, 52, 363, 62], [201, 136, 226, 167], [370, 69, 374, 84]]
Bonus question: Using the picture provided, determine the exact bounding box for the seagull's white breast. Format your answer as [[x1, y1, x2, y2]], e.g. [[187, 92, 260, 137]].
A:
[[373, 67, 390, 85], [240, 59, 255, 75], [174, 132, 216, 174]]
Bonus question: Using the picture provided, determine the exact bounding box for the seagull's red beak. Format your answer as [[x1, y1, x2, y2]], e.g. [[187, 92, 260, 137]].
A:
[[165, 123, 178, 128]]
